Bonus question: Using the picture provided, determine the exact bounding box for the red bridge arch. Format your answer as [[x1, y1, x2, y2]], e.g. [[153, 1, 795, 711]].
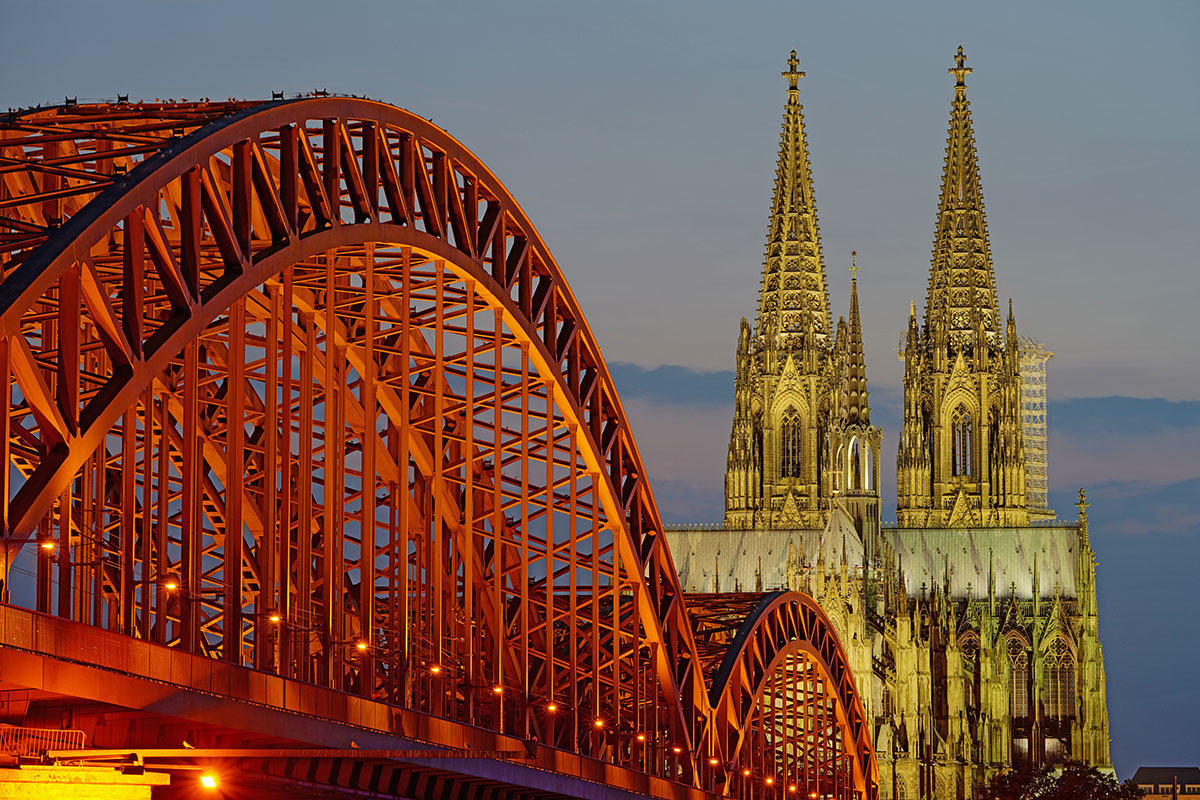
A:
[[0, 99, 877, 799]]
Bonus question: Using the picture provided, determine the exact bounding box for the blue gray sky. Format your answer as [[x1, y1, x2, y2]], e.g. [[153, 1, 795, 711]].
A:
[[3, 0, 1197, 778]]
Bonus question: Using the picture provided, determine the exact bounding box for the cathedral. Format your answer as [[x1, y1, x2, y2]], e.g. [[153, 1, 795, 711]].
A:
[[666, 48, 1112, 799]]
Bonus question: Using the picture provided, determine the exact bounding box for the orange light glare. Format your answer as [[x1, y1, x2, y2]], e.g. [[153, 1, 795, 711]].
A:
[[743, 768, 752, 776], [593, 718, 604, 729], [39, 541, 54, 550], [765, 777, 775, 785], [672, 746, 683, 754], [163, 580, 178, 591], [200, 774, 218, 789], [788, 785, 797, 793], [810, 793, 818, 799], [546, 703, 557, 712], [355, 640, 368, 651], [269, 613, 281, 623], [492, 685, 503, 695], [636, 733, 646, 742], [709, 757, 720, 766], [429, 665, 441, 674]]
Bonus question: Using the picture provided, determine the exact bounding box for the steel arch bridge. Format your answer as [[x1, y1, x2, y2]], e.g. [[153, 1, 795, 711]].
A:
[[0, 98, 877, 800]]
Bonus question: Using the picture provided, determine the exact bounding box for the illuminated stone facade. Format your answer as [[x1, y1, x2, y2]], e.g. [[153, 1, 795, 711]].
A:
[[724, 51, 883, 538], [670, 48, 1112, 799]]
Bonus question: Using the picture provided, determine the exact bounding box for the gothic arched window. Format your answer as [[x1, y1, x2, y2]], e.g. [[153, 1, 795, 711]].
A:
[[1008, 638, 1029, 719], [959, 631, 981, 711], [923, 403, 935, 495], [817, 418, 829, 490], [780, 407, 802, 478], [952, 405, 973, 477], [1045, 638, 1077, 720], [752, 412, 763, 461], [848, 437, 861, 492], [864, 442, 873, 491], [988, 409, 1000, 487]]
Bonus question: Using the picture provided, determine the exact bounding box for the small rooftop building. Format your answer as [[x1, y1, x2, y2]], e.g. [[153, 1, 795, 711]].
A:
[[1130, 767, 1200, 799]]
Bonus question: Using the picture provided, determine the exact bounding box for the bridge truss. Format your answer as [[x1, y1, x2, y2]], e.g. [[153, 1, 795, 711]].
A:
[[0, 98, 877, 800]]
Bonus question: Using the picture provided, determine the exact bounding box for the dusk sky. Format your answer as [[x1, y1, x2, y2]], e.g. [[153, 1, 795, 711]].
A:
[[3, 0, 1197, 779]]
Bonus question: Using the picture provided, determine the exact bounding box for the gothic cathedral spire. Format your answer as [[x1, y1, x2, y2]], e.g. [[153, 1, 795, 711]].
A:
[[897, 46, 1028, 527], [926, 45, 1000, 350], [757, 50, 832, 347], [725, 52, 879, 533], [842, 255, 869, 426], [837, 255, 883, 546]]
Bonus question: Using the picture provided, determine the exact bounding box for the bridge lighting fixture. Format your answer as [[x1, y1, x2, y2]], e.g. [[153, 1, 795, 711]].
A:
[[429, 665, 441, 674], [200, 774, 219, 789], [546, 703, 557, 712], [788, 785, 797, 793], [163, 578, 179, 591], [743, 768, 752, 776], [492, 685, 503, 695], [809, 793, 818, 798], [672, 746, 683, 754], [765, 777, 774, 786], [635, 733, 646, 742], [355, 640, 368, 652], [593, 718, 604, 729], [39, 539, 54, 550], [709, 757, 720, 766], [268, 612, 282, 623]]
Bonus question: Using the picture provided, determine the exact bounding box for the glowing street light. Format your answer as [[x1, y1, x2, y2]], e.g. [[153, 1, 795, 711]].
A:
[[200, 773, 219, 789]]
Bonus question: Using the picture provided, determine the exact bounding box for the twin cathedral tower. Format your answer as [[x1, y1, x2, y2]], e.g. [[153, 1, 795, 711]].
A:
[[672, 47, 1112, 795], [725, 47, 1037, 535]]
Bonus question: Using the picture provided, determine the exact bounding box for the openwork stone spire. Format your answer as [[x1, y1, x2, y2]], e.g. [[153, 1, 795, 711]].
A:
[[841, 252, 870, 426], [757, 50, 831, 345], [926, 45, 999, 350], [897, 46, 1031, 528], [726, 53, 879, 534]]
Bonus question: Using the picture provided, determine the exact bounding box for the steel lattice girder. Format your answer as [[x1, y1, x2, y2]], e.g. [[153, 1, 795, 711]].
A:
[[687, 592, 877, 797], [0, 99, 877, 799]]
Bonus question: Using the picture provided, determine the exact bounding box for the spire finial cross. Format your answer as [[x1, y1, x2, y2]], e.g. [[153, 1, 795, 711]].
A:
[[849, 250, 859, 280], [782, 50, 805, 92], [1075, 488, 1089, 518], [949, 44, 972, 88]]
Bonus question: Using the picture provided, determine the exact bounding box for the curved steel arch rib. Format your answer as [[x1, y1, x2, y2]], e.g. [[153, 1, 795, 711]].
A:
[[0, 100, 875, 798], [692, 592, 879, 799]]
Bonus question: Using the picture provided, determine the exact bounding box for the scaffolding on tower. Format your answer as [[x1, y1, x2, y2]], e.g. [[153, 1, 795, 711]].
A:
[[1019, 337, 1054, 518]]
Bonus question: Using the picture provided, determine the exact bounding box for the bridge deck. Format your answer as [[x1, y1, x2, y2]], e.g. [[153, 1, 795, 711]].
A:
[[0, 604, 718, 800]]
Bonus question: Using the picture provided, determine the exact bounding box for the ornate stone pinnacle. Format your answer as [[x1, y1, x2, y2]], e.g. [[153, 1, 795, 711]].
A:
[[950, 44, 972, 88], [850, 250, 859, 281], [1075, 488, 1089, 518], [782, 50, 805, 93]]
